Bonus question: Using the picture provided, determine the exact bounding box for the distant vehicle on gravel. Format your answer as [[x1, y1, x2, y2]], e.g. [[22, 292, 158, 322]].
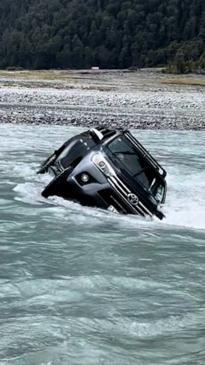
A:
[[38, 127, 167, 220]]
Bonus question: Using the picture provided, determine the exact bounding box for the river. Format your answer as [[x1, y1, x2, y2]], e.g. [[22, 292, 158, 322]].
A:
[[0, 124, 205, 365]]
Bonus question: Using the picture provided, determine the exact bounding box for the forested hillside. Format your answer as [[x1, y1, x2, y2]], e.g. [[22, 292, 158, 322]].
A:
[[0, 0, 205, 70]]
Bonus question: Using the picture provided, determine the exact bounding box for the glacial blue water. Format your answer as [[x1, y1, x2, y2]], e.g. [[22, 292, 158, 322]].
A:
[[0, 124, 205, 365]]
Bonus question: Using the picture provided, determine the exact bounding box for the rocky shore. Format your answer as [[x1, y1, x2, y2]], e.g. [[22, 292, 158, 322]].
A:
[[0, 69, 204, 130]]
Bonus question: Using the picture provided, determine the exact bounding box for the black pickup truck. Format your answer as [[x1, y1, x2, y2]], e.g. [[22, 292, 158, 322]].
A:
[[38, 128, 167, 220]]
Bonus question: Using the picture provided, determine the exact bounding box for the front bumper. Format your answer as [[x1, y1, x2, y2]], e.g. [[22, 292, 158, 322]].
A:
[[65, 167, 154, 217]]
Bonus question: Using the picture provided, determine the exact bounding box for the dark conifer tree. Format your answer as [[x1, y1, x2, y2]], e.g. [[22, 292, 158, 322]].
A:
[[0, 0, 204, 71]]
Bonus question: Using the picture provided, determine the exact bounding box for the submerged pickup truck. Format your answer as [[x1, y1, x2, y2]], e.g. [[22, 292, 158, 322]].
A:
[[38, 127, 167, 220]]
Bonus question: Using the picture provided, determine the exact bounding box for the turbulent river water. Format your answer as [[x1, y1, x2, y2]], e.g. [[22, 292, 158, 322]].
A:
[[0, 124, 205, 365]]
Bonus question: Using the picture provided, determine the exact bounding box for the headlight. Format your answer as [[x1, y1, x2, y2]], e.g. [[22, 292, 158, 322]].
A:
[[92, 153, 115, 177], [80, 173, 89, 183]]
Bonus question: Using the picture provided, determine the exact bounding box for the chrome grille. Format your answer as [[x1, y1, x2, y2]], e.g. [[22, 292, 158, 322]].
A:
[[108, 175, 153, 217]]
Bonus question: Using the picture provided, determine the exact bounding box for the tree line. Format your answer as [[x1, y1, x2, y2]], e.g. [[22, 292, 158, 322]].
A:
[[0, 0, 205, 71]]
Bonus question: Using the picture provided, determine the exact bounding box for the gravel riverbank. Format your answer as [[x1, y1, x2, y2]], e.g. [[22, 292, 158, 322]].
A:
[[0, 69, 204, 130]]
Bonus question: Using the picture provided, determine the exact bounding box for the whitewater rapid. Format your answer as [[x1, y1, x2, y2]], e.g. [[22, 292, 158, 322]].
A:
[[4, 125, 204, 231], [1, 124, 205, 365]]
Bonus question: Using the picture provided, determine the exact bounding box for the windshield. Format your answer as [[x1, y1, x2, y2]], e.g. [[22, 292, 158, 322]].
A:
[[107, 135, 166, 203]]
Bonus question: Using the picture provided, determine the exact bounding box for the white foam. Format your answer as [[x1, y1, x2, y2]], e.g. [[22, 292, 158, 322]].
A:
[[7, 126, 205, 231], [13, 173, 205, 231]]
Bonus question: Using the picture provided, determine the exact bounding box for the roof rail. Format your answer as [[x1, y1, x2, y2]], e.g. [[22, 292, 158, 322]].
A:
[[93, 127, 116, 140]]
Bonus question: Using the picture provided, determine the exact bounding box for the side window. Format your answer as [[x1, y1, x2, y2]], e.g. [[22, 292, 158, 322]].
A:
[[60, 141, 85, 168]]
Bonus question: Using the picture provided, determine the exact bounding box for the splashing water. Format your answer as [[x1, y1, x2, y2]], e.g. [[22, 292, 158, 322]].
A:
[[0, 124, 205, 365]]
